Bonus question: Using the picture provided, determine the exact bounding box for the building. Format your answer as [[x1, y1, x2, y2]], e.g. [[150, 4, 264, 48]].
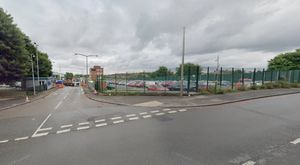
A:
[[89, 65, 104, 82], [22, 77, 55, 91]]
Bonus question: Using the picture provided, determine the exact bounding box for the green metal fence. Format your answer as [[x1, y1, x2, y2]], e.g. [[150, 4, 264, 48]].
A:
[[91, 67, 300, 95]]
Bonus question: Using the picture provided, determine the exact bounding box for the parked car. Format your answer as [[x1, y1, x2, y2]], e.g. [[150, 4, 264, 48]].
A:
[[147, 85, 169, 91], [236, 78, 253, 88]]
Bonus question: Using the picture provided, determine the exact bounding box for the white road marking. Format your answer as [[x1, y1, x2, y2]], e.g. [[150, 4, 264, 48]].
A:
[[38, 127, 52, 131], [95, 123, 108, 127], [32, 113, 52, 137], [155, 112, 165, 116], [77, 126, 90, 130], [168, 110, 177, 114], [126, 114, 136, 117], [78, 122, 90, 126], [0, 140, 9, 144], [32, 132, 49, 138], [178, 109, 187, 112], [15, 136, 29, 141], [162, 108, 171, 111], [57, 129, 71, 134], [151, 110, 159, 113], [54, 101, 63, 110], [290, 138, 300, 144], [128, 117, 139, 121], [95, 119, 106, 123], [139, 112, 148, 115], [113, 120, 124, 124], [142, 115, 152, 118], [111, 116, 122, 120], [61, 124, 73, 128], [242, 160, 256, 165]]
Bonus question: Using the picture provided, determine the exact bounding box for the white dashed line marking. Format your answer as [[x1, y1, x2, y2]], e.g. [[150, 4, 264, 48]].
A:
[[113, 120, 124, 124], [162, 108, 171, 111], [0, 140, 9, 144], [95, 123, 108, 127], [178, 109, 187, 112], [14, 136, 29, 141], [151, 110, 159, 113], [126, 114, 136, 117], [78, 122, 90, 126], [168, 110, 177, 114], [54, 101, 63, 110], [290, 138, 300, 144], [57, 129, 71, 134], [32, 113, 51, 137], [32, 132, 49, 138], [142, 115, 152, 118], [128, 117, 139, 121], [95, 119, 106, 123], [139, 112, 148, 115], [61, 124, 73, 128], [155, 112, 165, 116], [77, 126, 90, 130], [242, 161, 256, 165], [111, 116, 122, 120], [38, 127, 52, 131]]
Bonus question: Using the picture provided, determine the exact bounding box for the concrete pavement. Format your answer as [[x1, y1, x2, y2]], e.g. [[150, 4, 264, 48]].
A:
[[1, 86, 300, 164]]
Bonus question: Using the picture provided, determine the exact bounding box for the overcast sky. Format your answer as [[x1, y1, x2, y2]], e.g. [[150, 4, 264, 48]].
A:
[[1, 0, 300, 74]]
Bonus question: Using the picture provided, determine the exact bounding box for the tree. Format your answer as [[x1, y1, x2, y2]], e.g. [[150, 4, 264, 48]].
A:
[[65, 72, 74, 80], [268, 49, 300, 71], [176, 63, 201, 76], [0, 8, 29, 84], [151, 66, 173, 78]]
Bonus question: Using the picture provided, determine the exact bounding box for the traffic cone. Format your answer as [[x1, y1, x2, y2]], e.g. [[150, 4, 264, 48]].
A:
[[25, 96, 30, 102]]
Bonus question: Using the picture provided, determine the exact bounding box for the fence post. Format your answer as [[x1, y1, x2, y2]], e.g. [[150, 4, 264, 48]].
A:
[[277, 70, 281, 82], [125, 72, 128, 93], [262, 69, 265, 85], [270, 70, 273, 83], [219, 67, 223, 88], [231, 67, 234, 90], [165, 71, 167, 93], [187, 66, 191, 95], [196, 66, 199, 92], [114, 73, 117, 94], [242, 68, 245, 87], [252, 68, 256, 87], [206, 67, 209, 90], [298, 70, 300, 83], [143, 71, 146, 94]]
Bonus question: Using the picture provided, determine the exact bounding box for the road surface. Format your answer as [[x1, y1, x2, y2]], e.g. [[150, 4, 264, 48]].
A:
[[1, 86, 300, 165]]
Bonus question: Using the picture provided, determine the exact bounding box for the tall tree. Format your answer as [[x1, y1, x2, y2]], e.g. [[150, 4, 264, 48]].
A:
[[268, 49, 300, 70], [65, 72, 74, 80], [176, 63, 201, 76], [151, 66, 173, 78], [0, 8, 29, 84]]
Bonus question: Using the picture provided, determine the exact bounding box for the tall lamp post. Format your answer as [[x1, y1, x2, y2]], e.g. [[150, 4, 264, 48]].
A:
[[30, 53, 36, 95], [33, 43, 40, 86], [74, 53, 98, 83], [180, 27, 186, 97]]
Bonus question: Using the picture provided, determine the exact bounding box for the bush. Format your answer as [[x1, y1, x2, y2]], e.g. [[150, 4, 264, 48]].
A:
[[250, 85, 258, 90], [223, 88, 233, 93], [215, 89, 224, 94], [279, 81, 290, 88], [237, 86, 247, 91], [290, 83, 300, 88]]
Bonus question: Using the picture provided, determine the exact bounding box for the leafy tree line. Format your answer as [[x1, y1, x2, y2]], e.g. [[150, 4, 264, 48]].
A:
[[0, 8, 52, 84], [268, 49, 300, 71], [150, 63, 201, 78]]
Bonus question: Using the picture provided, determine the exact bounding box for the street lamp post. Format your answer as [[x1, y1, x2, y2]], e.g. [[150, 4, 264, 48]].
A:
[[180, 27, 186, 97], [30, 53, 36, 95], [74, 53, 98, 83], [34, 43, 40, 87]]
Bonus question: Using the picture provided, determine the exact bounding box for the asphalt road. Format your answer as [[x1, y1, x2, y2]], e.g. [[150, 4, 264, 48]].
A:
[[1, 86, 300, 165]]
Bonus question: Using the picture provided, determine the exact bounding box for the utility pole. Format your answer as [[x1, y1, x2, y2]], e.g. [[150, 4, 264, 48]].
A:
[[30, 53, 36, 95], [180, 27, 186, 97]]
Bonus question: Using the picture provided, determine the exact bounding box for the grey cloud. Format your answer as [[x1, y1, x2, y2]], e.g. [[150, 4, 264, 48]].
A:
[[1, 0, 300, 74]]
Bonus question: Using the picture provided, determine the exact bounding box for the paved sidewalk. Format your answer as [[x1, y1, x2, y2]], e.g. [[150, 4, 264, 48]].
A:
[[0, 88, 57, 111], [84, 88, 300, 108]]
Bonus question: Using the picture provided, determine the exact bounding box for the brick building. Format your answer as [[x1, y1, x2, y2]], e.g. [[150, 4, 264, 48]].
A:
[[89, 65, 103, 82]]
